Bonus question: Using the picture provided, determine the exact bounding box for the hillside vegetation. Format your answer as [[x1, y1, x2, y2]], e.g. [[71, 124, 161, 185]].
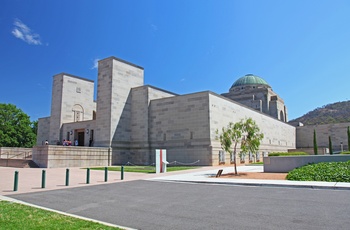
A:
[[290, 100, 350, 125]]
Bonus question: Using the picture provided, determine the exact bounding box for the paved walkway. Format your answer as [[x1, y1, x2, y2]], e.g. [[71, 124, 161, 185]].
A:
[[1, 165, 350, 196]]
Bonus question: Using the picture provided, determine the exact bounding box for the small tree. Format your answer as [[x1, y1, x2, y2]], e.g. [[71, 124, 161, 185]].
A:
[[329, 136, 333, 155], [313, 129, 318, 155], [241, 118, 264, 162], [216, 118, 263, 175], [347, 126, 350, 151], [216, 121, 243, 175]]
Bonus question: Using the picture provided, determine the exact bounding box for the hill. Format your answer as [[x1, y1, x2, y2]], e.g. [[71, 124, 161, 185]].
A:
[[289, 100, 350, 125]]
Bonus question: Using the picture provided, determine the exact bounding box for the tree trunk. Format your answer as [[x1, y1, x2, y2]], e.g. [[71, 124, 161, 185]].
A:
[[233, 143, 238, 175]]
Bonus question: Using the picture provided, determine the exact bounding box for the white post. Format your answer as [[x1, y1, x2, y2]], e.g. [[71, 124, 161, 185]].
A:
[[155, 149, 168, 173]]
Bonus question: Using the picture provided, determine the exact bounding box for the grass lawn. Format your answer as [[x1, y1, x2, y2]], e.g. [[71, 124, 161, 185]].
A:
[[246, 162, 264, 165], [89, 165, 200, 173], [0, 201, 121, 230]]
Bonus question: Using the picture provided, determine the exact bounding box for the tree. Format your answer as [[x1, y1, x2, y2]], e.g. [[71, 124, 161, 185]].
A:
[[347, 126, 350, 151], [32, 120, 38, 136], [240, 118, 264, 162], [313, 129, 318, 155], [0, 103, 36, 147], [216, 118, 264, 175], [329, 136, 333, 155], [216, 121, 243, 175]]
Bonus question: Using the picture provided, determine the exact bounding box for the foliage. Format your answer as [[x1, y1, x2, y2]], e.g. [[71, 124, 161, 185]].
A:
[[90, 166, 200, 173], [348, 126, 350, 151], [268, 152, 308, 156], [32, 120, 38, 135], [329, 136, 333, 155], [0, 201, 120, 229], [216, 121, 244, 174], [240, 118, 264, 159], [0, 103, 36, 147], [216, 118, 263, 174], [286, 161, 350, 182], [340, 151, 350, 155], [289, 100, 350, 125], [313, 129, 318, 155]]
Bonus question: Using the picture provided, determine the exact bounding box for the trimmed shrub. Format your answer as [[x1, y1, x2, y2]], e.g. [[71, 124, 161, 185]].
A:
[[286, 161, 350, 182], [340, 151, 350, 155], [268, 152, 308, 157]]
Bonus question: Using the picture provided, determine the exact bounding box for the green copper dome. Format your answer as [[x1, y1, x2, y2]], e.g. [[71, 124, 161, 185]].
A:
[[231, 74, 270, 88]]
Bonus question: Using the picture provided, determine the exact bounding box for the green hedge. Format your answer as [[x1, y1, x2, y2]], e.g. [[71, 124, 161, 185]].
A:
[[286, 161, 350, 182], [268, 152, 308, 157], [340, 151, 350, 155]]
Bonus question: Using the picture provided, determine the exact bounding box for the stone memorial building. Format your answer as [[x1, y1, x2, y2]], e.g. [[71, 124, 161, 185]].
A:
[[37, 56, 295, 166]]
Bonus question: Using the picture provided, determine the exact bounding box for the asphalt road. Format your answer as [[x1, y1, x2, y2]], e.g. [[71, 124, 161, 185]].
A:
[[9, 180, 350, 230]]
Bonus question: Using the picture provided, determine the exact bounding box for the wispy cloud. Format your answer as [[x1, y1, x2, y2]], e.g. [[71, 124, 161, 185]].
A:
[[91, 58, 99, 69], [180, 78, 186, 82], [11, 18, 42, 45], [151, 23, 158, 31]]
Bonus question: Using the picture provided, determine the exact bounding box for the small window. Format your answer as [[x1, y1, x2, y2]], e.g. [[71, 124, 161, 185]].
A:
[[219, 151, 225, 164], [249, 152, 253, 162], [190, 132, 194, 139], [163, 133, 166, 141]]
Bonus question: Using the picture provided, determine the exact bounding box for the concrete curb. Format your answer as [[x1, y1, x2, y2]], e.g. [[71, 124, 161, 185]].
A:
[[150, 179, 350, 190]]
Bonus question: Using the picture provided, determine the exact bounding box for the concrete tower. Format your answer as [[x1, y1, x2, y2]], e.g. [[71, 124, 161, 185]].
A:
[[94, 57, 144, 147], [49, 73, 94, 144]]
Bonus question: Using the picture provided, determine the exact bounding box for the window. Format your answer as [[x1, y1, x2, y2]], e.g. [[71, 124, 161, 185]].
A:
[[230, 151, 235, 162], [72, 104, 84, 122], [219, 151, 225, 164]]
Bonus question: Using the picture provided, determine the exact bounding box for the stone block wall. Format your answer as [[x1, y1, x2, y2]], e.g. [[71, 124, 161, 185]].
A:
[[32, 145, 111, 168], [37, 117, 50, 145], [49, 73, 95, 144], [209, 92, 296, 165], [296, 122, 350, 151], [95, 57, 144, 147], [264, 155, 350, 173], [0, 147, 32, 159], [148, 91, 212, 165]]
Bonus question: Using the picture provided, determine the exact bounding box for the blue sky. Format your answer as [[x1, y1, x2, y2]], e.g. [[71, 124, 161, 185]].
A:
[[1, 0, 350, 121]]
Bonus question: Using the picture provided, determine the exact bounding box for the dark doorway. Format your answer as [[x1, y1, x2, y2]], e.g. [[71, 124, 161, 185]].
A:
[[78, 132, 84, 146]]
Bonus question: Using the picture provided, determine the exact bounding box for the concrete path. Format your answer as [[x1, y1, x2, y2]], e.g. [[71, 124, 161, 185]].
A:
[[149, 166, 350, 190], [1, 165, 350, 196], [0, 165, 223, 195]]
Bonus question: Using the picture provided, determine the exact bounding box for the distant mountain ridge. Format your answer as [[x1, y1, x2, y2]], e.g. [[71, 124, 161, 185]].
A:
[[289, 100, 350, 125]]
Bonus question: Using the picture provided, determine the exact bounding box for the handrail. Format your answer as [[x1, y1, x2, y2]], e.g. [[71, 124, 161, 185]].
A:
[[0, 151, 32, 167]]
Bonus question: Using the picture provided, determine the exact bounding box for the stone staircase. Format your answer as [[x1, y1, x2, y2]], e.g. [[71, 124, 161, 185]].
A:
[[0, 159, 39, 168]]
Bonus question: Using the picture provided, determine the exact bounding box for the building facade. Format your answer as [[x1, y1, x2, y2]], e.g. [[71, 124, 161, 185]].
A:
[[37, 56, 296, 166]]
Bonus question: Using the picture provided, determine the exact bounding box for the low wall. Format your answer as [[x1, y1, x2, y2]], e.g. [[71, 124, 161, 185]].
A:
[[33, 145, 111, 168], [0, 147, 32, 159], [264, 155, 350, 173]]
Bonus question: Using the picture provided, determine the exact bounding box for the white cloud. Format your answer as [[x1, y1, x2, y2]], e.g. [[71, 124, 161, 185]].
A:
[[91, 58, 99, 69], [11, 18, 42, 45], [180, 78, 186, 82]]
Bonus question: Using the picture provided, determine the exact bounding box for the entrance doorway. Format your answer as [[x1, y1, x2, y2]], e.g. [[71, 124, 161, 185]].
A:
[[77, 131, 84, 146]]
